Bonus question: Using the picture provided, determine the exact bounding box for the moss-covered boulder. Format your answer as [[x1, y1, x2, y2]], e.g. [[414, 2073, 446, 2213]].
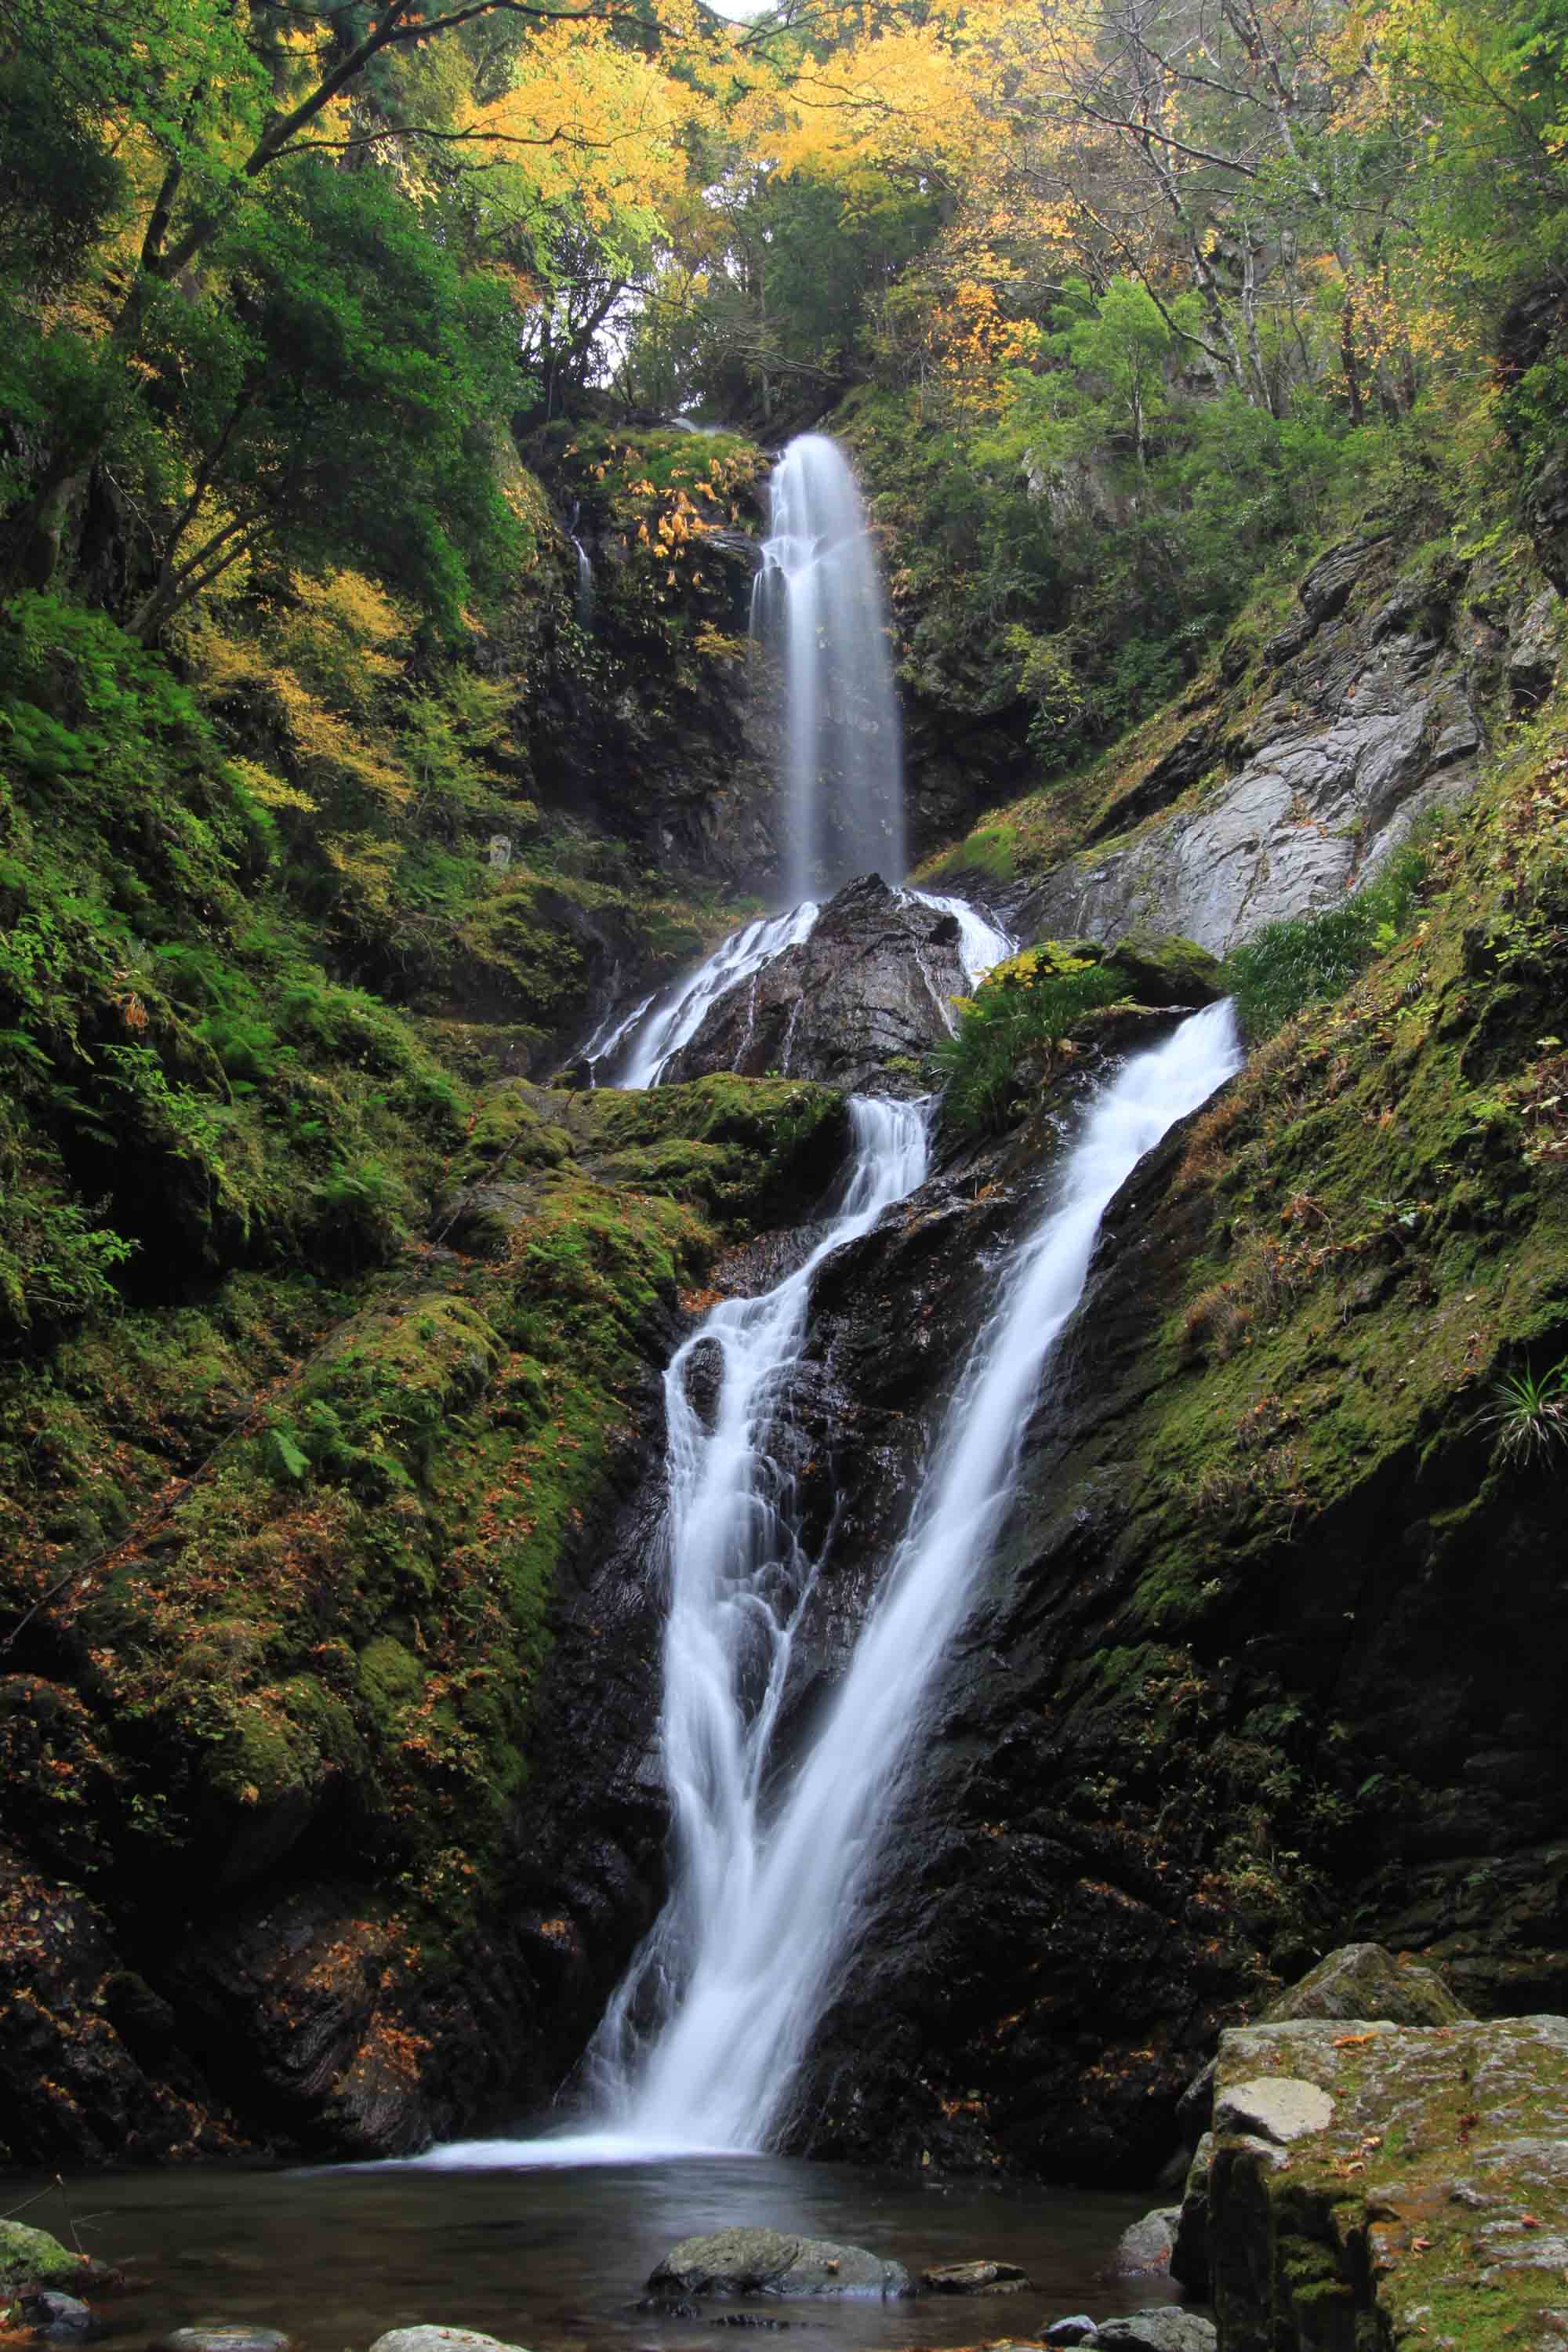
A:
[[1102, 932, 1226, 1008], [0, 2223, 87, 2291], [1204, 2016, 1568, 2352]]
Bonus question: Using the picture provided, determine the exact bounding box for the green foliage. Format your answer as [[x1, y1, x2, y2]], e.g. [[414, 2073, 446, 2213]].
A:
[[934, 947, 1134, 1136], [1223, 844, 1431, 1040], [1475, 1356, 1568, 1465]]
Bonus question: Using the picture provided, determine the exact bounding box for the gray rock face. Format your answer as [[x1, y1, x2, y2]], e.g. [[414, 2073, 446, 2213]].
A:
[[662, 876, 970, 1093], [1175, 1942, 1467, 2154], [1508, 586, 1561, 706], [1012, 536, 1483, 954], [647, 2227, 913, 2301]]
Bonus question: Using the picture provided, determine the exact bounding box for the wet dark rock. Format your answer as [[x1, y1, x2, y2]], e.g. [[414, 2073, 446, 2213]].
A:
[[920, 2260, 1031, 2293], [647, 2229, 913, 2301], [1043, 2321, 1098, 2347], [19, 2293, 94, 2339], [0, 1873, 241, 2166], [662, 876, 969, 1093]]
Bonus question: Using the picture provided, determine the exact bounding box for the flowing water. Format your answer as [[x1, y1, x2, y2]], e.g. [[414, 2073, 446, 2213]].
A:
[[755, 437, 906, 902], [601, 888, 1007, 1091], [586, 1097, 931, 2135], [906, 889, 1015, 985], [617, 904, 821, 1089], [426, 1000, 1239, 2175]]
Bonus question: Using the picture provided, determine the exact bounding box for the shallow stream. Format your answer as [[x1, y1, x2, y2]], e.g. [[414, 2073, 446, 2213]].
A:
[[12, 2154, 1181, 2352]]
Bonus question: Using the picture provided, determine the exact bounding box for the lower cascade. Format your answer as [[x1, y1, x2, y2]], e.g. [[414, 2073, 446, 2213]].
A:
[[422, 1000, 1240, 2168]]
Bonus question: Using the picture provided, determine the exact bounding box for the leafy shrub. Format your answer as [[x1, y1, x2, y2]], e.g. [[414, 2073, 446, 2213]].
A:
[[1223, 845, 1429, 1040], [934, 946, 1132, 1136]]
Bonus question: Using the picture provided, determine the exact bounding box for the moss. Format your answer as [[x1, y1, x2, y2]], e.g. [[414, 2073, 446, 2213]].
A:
[[0, 2221, 85, 2291], [4, 1051, 845, 1965], [1104, 931, 1226, 1007]]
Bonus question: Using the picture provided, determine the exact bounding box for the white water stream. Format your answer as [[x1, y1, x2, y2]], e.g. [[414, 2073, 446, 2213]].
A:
[[615, 903, 821, 1090], [601, 887, 1010, 1091], [756, 436, 906, 902], [419, 1000, 1240, 2169]]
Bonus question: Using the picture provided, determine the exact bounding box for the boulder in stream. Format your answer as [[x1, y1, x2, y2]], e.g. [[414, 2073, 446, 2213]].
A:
[[369, 2331, 533, 2352], [646, 2228, 913, 2300], [1108, 2208, 1181, 2277], [0, 2227, 89, 2293], [19, 2292, 95, 2339], [920, 2259, 1031, 2293], [156, 2332, 294, 2352]]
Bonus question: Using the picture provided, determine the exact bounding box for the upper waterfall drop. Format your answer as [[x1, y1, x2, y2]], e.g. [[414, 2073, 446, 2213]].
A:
[[755, 435, 907, 903]]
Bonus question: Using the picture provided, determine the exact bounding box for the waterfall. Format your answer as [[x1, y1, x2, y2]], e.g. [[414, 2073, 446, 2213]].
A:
[[616, 902, 819, 1090], [416, 1002, 1239, 2171], [755, 436, 906, 903], [907, 889, 1015, 985], [586, 1094, 931, 2131], [571, 536, 593, 626], [595, 1000, 1241, 2150]]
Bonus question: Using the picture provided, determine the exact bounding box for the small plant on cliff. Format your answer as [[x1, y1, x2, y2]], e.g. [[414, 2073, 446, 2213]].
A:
[[1475, 1355, 1568, 1466], [934, 946, 1131, 1135]]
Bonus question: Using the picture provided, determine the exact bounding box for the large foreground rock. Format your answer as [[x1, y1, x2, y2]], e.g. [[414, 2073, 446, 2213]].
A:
[[1174, 1941, 1473, 2281], [1203, 2016, 1568, 2352], [662, 875, 971, 1092], [647, 2227, 913, 2299]]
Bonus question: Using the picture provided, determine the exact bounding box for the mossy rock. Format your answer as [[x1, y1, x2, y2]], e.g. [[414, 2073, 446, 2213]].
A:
[[1103, 931, 1226, 1007], [0, 2223, 85, 2291], [450, 1087, 575, 1187], [358, 1635, 424, 1715]]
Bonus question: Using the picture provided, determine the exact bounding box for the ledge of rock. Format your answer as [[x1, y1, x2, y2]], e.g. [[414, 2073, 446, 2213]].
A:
[[647, 2227, 913, 2301], [1195, 2014, 1568, 2352]]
